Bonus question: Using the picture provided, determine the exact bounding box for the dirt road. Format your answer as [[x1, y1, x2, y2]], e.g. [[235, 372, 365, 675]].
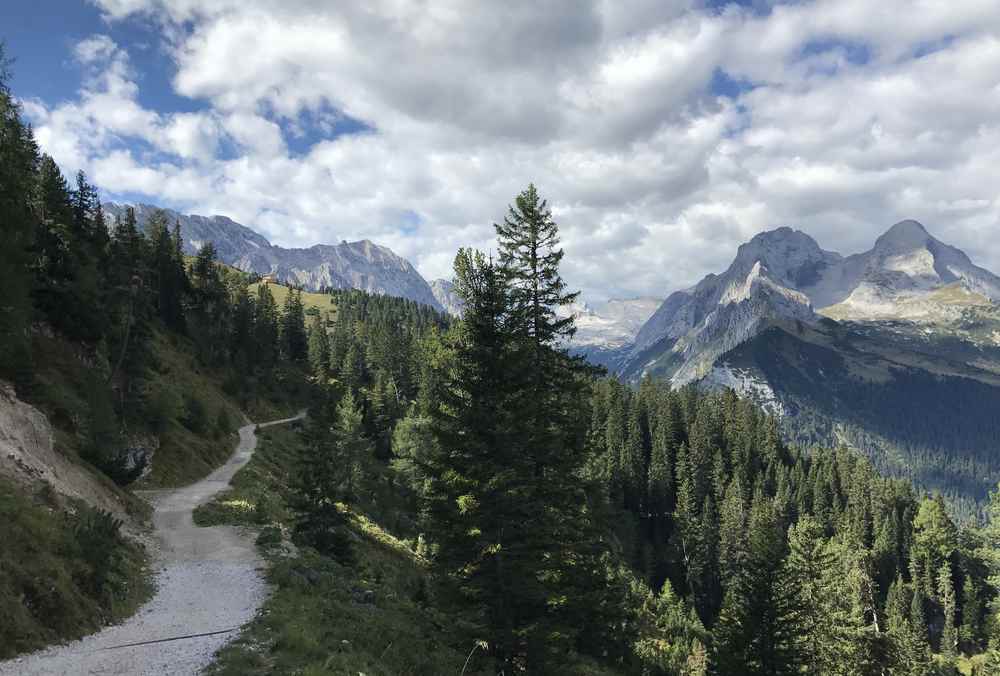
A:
[[0, 414, 303, 676]]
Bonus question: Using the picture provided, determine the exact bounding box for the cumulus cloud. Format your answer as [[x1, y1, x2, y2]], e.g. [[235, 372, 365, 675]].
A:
[[22, 0, 1000, 300]]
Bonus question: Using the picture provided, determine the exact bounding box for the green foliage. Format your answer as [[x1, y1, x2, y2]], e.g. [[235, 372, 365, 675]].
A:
[[0, 477, 150, 659], [0, 48, 36, 389], [181, 392, 209, 433]]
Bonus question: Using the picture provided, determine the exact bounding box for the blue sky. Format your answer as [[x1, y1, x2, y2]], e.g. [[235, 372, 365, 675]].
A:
[[2, 1, 199, 113], [6, 1, 1000, 301]]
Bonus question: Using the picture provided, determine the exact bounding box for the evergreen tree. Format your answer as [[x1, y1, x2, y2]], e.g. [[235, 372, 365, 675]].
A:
[[147, 210, 186, 331], [714, 492, 794, 675], [189, 242, 230, 364], [253, 284, 280, 374], [293, 396, 351, 560], [781, 517, 856, 675], [422, 248, 531, 670], [494, 183, 578, 348], [307, 312, 330, 381], [280, 288, 308, 362], [0, 48, 37, 388], [938, 562, 958, 659]]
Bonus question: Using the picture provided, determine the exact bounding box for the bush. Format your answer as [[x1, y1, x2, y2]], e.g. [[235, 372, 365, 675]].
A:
[[216, 407, 233, 438], [256, 526, 283, 548], [254, 493, 281, 524], [70, 508, 128, 605], [146, 385, 182, 432], [181, 394, 208, 433]]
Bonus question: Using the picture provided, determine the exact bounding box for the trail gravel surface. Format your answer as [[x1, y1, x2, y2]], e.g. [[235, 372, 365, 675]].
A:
[[0, 414, 303, 676]]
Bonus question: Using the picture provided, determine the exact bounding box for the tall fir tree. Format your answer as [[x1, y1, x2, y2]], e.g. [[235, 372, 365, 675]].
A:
[[307, 312, 331, 381], [280, 288, 308, 362], [0, 47, 37, 388]]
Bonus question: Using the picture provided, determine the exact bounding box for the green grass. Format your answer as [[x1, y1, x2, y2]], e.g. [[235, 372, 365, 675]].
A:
[[137, 330, 248, 487], [197, 426, 478, 675], [0, 476, 152, 659], [248, 281, 336, 318], [198, 425, 619, 676], [956, 652, 991, 675]]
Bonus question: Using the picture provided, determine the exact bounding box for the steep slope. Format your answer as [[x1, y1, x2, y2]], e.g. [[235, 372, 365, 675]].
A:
[[624, 227, 826, 382], [624, 221, 1000, 383], [103, 203, 442, 311], [429, 278, 464, 316], [819, 220, 1000, 321], [618, 219, 1000, 511], [713, 317, 1000, 512]]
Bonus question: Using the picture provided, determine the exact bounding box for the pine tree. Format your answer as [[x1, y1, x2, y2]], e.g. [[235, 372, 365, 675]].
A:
[[938, 562, 958, 659], [293, 396, 351, 560], [307, 313, 330, 381], [106, 206, 151, 407], [253, 284, 280, 374], [780, 517, 858, 675], [0, 48, 37, 388], [886, 578, 933, 675], [714, 492, 794, 675], [147, 210, 186, 331], [494, 183, 578, 347], [422, 248, 531, 670], [280, 288, 308, 362], [189, 243, 230, 364]]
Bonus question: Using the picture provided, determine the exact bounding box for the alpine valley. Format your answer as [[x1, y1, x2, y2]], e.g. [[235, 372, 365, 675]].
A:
[[616, 220, 1000, 518], [103, 203, 1000, 515]]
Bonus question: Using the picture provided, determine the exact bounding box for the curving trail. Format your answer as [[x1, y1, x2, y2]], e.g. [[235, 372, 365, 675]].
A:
[[0, 413, 304, 676]]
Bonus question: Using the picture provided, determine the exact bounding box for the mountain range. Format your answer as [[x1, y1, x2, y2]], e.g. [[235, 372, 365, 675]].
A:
[[102, 203, 443, 311], [101, 202, 1000, 510], [616, 219, 1000, 515]]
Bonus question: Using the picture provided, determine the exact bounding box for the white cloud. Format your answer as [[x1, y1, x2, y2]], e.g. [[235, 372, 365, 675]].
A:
[[23, 1, 1000, 301]]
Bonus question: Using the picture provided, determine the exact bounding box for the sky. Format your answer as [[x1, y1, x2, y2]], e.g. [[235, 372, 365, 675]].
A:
[[5, 0, 1000, 303]]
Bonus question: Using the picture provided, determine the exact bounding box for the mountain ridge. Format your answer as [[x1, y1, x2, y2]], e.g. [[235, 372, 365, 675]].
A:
[[623, 219, 1000, 383], [103, 203, 443, 311]]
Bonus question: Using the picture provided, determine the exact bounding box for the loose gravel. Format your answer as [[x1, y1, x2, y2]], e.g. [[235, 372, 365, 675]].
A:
[[0, 415, 303, 676]]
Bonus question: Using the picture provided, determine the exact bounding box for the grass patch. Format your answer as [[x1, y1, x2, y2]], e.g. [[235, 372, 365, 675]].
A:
[[200, 425, 617, 676], [138, 331, 248, 488], [956, 653, 990, 675], [0, 476, 152, 659], [193, 424, 302, 527], [248, 282, 336, 318], [198, 425, 477, 675]]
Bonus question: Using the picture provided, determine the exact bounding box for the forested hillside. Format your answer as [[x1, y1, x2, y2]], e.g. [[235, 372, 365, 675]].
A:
[[205, 186, 1000, 674], [0, 52, 308, 654]]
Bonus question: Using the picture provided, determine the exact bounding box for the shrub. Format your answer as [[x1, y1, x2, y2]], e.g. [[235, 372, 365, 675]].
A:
[[146, 385, 182, 432], [216, 407, 233, 437], [256, 526, 283, 548], [181, 394, 208, 433]]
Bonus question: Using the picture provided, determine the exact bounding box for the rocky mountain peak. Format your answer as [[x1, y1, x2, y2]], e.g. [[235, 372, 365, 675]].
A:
[[731, 227, 840, 290], [430, 279, 464, 316], [103, 202, 443, 311], [872, 220, 933, 254], [622, 219, 1000, 383]]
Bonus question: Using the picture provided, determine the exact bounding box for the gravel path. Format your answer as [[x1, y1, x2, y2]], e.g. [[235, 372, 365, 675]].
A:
[[0, 414, 304, 676]]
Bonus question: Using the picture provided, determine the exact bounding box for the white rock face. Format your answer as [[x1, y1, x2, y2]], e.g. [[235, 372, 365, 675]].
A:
[[625, 220, 1000, 384], [430, 278, 465, 316], [817, 220, 1000, 320], [563, 297, 662, 349], [704, 363, 785, 416], [103, 203, 443, 311]]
